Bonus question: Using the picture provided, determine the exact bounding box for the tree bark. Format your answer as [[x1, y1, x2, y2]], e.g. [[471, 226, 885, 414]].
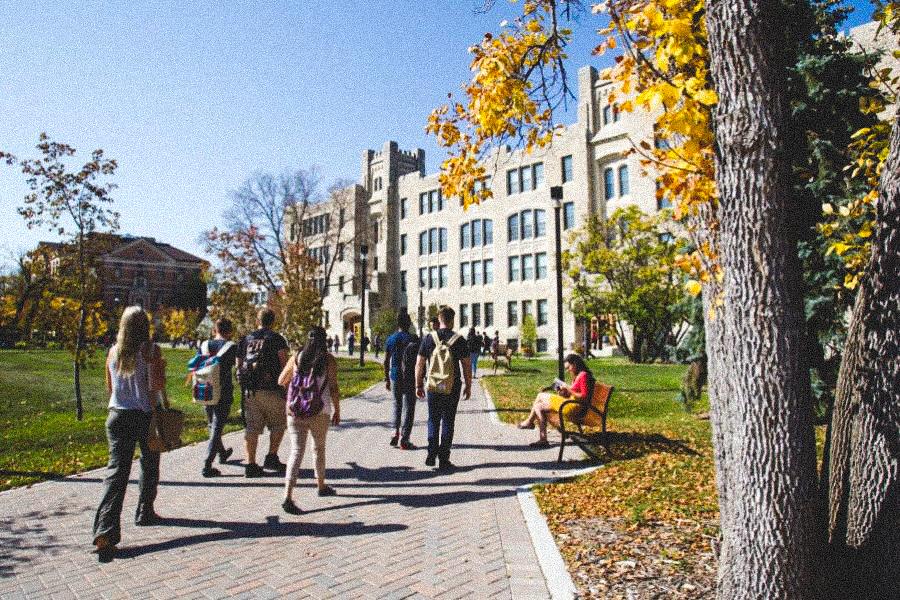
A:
[[825, 112, 900, 599], [706, 1, 820, 596], [74, 232, 85, 421]]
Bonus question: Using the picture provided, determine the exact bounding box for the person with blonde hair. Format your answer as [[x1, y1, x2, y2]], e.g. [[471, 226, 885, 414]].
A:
[[92, 306, 166, 562]]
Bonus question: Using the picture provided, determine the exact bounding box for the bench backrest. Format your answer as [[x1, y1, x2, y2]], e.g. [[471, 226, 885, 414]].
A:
[[593, 384, 613, 414]]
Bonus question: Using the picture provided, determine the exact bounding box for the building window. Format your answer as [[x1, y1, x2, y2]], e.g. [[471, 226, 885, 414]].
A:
[[400, 197, 408, 219], [429, 228, 438, 254], [522, 254, 534, 280], [484, 219, 493, 245], [419, 231, 427, 256], [604, 167, 615, 200], [618, 164, 630, 196], [508, 256, 520, 282], [461, 223, 470, 249], [471, 219, 482, 247], [533, 162, 544, 188], [521, 165, 533, 192], [472, 303, 481, 327], [439, 265, 448, 288], [400, 234, 407, 256], [419, 268, 427, 288], [563, 202, 575, 230], [561, 155, 573, 183], [507, 169, 520, 195], [535, 253, 547, 280], [536, 338, 548, 353], [429, 266, 437, 289], [339, 275, 345, 293], [507, 301, 518, 326], [485, 302, 494, 327], [400, 271, 407, 292], [522, 300, 533, 319], [507, 338, 519, 351], [461, 262, 470, 287], [439, 228, 447, 253], [460, 304, 469, 327], [535, 209, 546, 238], [603, 104, 612, 125], [521, 209, 533, 239], [484, 259, 494, 284], [537, 299, 548, 325], [472, 260, 482, 286], [419, 193, 426, 215], [508, 213, 520, 242]]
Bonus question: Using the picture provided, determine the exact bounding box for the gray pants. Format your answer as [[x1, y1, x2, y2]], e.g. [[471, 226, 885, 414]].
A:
[[92, 409, 160, 546]]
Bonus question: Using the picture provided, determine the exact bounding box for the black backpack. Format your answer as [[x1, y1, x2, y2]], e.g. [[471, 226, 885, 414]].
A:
[[237, 334, 270, 390], [398, 338, 420, 390]]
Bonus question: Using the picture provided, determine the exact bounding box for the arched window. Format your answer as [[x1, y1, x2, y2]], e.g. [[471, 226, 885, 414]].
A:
[[618, 164, 630, 196]]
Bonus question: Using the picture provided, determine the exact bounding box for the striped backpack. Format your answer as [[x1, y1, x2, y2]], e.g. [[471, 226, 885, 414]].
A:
[[187, 340, 234, 406]]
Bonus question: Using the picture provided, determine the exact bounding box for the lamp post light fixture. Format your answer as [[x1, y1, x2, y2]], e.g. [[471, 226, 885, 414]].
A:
[[359, 243, 368, 367], [551, 185, 565, 381]]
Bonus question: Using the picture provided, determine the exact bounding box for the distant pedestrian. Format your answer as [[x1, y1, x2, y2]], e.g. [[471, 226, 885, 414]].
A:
[[416, 306, 471, 471], [466, 327, 481, 379], [373, 333, 382, 359], [237, 308, 289, 477], [198, 318, 237, 478], [92, 306, 165, 562], [279, 326, 341, 514], [333, 334, 340, 353], [347, 331, 355, 356], [326, 336, 333, 353], [491, 331, 500, 359], [385, 311, 417, 449], [482, 332, 491, 356], [361, 335, 370, 355]]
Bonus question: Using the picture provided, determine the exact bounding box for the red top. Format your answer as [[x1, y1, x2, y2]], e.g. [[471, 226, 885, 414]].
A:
[[570, 371, 589, 399]]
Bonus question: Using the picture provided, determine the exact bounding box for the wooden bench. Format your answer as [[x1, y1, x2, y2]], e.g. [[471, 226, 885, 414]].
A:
[[546, 383, 614, 462], [492, 345, 515, 373]]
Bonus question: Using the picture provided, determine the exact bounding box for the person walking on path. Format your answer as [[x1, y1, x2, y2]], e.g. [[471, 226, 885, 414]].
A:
[[361, 334, 370, 356], [278, 326, 341, 515], [373, 333, 382, 360], [415, 306, 471, 472], [518, 354, 596, 448], [384, 311, 417, 449], [347, 331, 355, 356], [482, 332, 491, 356], [466, 327, 482, 379], [93, 306, 165, 562], [237, 308, 289, 477], [199, 318, 237, 477]]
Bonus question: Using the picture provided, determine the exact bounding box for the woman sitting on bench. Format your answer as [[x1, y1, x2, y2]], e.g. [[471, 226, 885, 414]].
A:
[[518, 354, 595, 448]]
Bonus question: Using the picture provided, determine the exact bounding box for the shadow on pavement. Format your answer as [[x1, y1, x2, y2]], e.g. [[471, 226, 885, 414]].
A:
[[115, 517, 408, 559]]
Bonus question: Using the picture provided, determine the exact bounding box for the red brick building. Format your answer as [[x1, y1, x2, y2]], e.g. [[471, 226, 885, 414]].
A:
[[40, 234, 208, 316]]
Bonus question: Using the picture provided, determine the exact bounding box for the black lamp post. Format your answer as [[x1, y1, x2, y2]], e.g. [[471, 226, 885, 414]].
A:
[[418, 289, 424, 337], [551, 185, 565, 381], [359, 243, 368, 367]]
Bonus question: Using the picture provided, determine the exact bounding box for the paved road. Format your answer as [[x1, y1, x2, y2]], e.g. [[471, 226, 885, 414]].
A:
[[0, 381, 582, 599]]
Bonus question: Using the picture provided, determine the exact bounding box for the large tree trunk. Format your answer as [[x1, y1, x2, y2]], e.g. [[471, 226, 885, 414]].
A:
[[706, 1, 820, 597], [825, 112, 900, 599]]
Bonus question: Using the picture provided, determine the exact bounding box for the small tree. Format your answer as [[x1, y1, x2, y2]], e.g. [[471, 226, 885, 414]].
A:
[[519, 314, 537, 357], [565, 206, 688, 363], [2, 134, 118, 420], [370, 306, 398, 343], [161, 308, 200, 342], [207, 279, 257, 338]]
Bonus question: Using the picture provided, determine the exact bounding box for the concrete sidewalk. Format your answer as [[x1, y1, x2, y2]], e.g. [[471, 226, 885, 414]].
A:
[[0, 381, 582, 599]]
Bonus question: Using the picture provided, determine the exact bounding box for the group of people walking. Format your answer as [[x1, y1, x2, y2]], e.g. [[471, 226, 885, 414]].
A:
[[92, 302, 588, 562]]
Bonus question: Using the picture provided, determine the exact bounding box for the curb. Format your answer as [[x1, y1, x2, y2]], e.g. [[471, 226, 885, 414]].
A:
[[480, 377, 602, 600]]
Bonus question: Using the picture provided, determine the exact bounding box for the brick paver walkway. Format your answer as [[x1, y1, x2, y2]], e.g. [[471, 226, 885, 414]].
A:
[[0, 381, 582, 599]]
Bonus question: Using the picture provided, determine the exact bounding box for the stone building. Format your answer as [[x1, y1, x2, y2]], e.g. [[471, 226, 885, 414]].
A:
[[296, 64, 660, 354]]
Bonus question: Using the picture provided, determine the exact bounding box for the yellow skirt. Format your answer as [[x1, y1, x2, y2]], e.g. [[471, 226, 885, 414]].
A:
[[547, 393, 580, 419]]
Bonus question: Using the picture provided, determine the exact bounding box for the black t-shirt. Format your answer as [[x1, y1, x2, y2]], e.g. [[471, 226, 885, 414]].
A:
[[418, 329, 469, 391], [204, 338, 238, 400], [238, 328, 289, 391]]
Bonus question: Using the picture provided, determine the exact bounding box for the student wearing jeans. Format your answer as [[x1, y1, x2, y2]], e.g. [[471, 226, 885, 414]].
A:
[[199, 318, 237, 477], [278, 326, 341, 515], [92, 306, 164, 562]]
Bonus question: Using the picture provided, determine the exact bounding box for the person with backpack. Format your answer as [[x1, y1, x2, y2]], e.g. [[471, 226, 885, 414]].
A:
[[92, 306, 165, 562], [278, 326, 341, 514], [415, 306, 472, 471], [384, 310, 417, 449], [347, 331, 355, 356], [195, 318, 237, 477], [373, 333, 382, 360], [236, 308, 289, 477], [466, 327, 482, 379]]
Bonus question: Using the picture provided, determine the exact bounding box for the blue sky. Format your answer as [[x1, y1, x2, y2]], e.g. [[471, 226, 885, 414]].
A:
[[0, 1, 875, 266]]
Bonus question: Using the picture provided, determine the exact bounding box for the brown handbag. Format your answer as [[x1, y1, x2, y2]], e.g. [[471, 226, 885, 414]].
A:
[[148, 405, 184, 452]]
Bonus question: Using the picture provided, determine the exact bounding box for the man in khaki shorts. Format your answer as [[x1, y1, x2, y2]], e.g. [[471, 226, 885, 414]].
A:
[[237, 308, 289, 477]]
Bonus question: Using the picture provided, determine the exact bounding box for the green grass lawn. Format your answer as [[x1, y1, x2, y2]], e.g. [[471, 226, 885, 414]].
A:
[[0, 349, 383, 491], [481, 357, 717, 521]]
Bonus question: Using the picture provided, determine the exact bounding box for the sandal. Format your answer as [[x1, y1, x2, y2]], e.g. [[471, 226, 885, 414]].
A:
[[529, 439, 551, 448], [517, 422, 535, 430]]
